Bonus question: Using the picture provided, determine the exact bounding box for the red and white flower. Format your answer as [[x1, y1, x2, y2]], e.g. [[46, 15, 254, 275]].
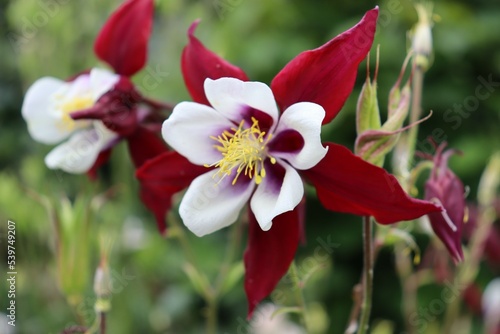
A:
[[163, 77, 327, 235], [22, 0, 168, 178], [22, 68, 120, 173], [137, 7, 442, 315]]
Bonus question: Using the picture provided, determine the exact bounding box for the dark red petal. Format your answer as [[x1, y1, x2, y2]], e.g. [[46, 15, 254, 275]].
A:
[[136, 151, 206, 234], [302, 143, 441, 224], [126, 126, 167, 168], [94, 0, 154, 76], [244, 199, 304, 318], [181, 20, 249, 105], [271, 8, 378, 124], [86, 148, 113, 180]]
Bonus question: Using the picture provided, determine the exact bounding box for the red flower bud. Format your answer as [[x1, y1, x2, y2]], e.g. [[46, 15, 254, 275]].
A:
[[424, 143, 465, 263]]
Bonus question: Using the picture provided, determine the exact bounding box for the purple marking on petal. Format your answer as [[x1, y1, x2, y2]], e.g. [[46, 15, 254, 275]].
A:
[[240, 105, 274, 133], [268, 129, 304, 154], [262, 160, 286, 194]]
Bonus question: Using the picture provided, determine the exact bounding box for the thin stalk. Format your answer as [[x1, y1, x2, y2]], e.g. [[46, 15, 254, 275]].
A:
[[406, 65, 425, 171], [215, 220, 244, 293], [168, 214, 198, 269], [207, 221, 245, 334], [357, 216, 374, 334], [99, 313, 106, 334], [395, 242, 417, 334], [290, 261, 310, 331], [205, 297, 218, 334]]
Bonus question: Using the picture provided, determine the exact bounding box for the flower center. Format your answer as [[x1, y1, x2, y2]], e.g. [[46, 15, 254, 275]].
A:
[[207, 117, 276, 185], [56, 95, 94, 131]]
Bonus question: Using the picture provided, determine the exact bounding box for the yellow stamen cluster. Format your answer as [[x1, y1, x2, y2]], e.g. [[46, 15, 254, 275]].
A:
[[207, 117, 276, 185], [56, 95, 94, 131]]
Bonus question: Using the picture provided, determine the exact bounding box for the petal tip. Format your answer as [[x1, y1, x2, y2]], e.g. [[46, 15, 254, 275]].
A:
[[188, 19, 201, 38]]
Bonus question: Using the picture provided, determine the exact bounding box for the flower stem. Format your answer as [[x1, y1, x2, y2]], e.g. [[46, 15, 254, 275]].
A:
[[289, 261, 310, 331], [99, 313, 106, 334], [205, 297, 218, 334], [357, 216, 374, 334], [395, 243, 417, 334], [406, 64, 425, 171], [168, 213, 198, 268]]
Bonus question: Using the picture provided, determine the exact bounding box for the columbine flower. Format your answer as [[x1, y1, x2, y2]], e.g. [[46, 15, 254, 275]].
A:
[[423, 142, 465, 263], [163, 77, 327, 235], [22, 0, 168, 177], [137, 7, 441, 315], [22, 68, 120, 173]]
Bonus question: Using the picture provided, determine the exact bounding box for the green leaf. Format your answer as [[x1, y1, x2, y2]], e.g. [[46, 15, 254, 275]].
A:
[[271, 306, 303, 319], [183, 263, 213, 299], [219, 261, 244, 297]]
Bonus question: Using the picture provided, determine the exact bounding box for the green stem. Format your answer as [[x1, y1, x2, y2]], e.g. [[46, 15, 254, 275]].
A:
[[290, 261, 310, 331], [357, 216, 374, 334], [168, 214, 198, 269], [394, 241, 417, 334], [215, 220, 244, 293], [205, 297, 217, 334], [406, 65, 425, 172]]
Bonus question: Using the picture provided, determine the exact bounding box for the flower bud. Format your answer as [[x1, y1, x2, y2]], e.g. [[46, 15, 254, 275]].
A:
[[424, 143, 465, 263], [478, 151, 500, 208], [356, 54, 416, 167], [93, 259, 112, 299], [411, 2, 434, 71], [356, 53, 381, 136], [56, 196, 93, 305]]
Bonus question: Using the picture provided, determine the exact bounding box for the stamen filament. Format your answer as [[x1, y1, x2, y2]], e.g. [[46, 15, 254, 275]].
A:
[[206, 117, 276, 185]]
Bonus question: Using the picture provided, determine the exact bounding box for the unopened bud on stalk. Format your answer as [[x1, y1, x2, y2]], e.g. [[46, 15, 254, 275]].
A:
[[411, 2, 435, 71], [94, 258, 112, 299], [477, 151, 500, 208]]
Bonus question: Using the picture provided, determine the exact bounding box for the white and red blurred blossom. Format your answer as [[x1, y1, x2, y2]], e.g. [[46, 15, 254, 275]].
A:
[[21, 68, 120, 173]]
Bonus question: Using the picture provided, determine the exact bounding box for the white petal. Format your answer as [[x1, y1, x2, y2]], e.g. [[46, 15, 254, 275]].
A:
[[21, 77, 75, 144], [89, 68, 120, 100], [179, 170, 255, 237], [204, 77, 279, 127], [250, 160, 304, 231], [272, 102, 328, 170], [162, 101, 234, 165], [44, 122, 118, 173]]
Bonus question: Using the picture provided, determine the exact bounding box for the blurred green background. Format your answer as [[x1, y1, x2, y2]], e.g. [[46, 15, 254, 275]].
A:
[[0, 0, 499, 333]]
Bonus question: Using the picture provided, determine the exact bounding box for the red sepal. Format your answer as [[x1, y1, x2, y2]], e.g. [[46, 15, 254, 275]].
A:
[[271, 8, 378, 124], [86, 148, 112, 180], [181, 20, 249, 105], [136, 151, 206, 235], [244, 200, 304, 317], [94, 0, 154, 76], [303, 143, 441, 224], [127, 126, 167, 169]]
